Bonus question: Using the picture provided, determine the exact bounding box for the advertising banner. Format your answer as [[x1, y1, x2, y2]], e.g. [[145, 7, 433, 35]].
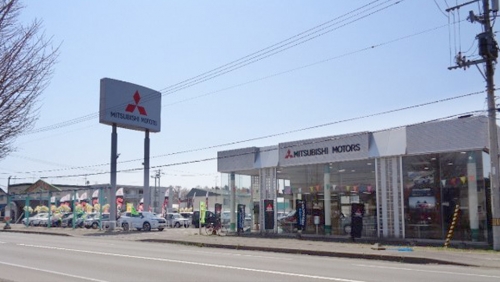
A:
[[237, 204, 245, 231], [296, 199, 306, 231], [200, 201, 206, 224], [264, 200, 274, 230], [92, 190, 99, 205], [116, 187, 124, 212]]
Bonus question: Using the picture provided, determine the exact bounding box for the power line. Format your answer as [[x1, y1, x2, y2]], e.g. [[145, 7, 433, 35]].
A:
[[28, 89, 488, 180], [23, 0, 404, 136], [4, 21, 458, 177]]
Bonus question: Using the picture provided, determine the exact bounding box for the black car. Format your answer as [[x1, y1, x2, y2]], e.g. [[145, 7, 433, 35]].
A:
[[192, 211, 217, 228]]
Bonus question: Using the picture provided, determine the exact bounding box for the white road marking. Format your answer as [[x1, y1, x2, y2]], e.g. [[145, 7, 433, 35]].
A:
[[186, 249, 293, 260], [353, 264, 500, 279], [18, 243, 364, 282], [0, 241, 5, 244], [0, 260, 109, 282]]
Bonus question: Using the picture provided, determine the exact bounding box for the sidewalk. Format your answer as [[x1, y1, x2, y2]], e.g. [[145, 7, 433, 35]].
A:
[[2, 224, 499, 268]]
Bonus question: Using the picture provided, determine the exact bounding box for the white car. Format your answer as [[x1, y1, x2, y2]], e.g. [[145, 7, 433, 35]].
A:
[[22, 213, 48, 226], [118, 211, 166, 231], [166, 213, 190, 228]]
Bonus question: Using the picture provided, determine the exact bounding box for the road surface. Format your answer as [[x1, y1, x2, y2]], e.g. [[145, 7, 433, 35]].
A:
[[0, 232, 499, 282]]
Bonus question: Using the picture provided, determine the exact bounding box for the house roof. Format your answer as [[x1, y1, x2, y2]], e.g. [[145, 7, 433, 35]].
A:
[[186, 188, 220, 198], [24, 179, 62, 193]]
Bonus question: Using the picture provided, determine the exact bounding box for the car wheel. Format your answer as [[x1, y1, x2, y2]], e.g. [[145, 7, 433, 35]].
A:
[[343, 224, 351, 235], [158, 228, 164, 231], [143, 222, 151, 232], [174, 222, 180, 228], [92, 222, 99, 229], [122, 222, 129, 231]]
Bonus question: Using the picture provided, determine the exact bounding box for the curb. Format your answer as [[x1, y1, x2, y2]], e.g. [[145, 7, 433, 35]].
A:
[[139, 238, 472, 267], [0, 229, 480, 267], [1, 229, 71, 237]]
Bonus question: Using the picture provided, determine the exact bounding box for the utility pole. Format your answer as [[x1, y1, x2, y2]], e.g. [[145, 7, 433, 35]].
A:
[[152, 169, 163, 214], [3, 176, 12, 230], [448, 0, 500, 250]]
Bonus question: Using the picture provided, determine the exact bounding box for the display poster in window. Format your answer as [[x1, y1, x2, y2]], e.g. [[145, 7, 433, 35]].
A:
[[264, 199, 274, 230], [408, 187, 436, 224], [296, 199, 306, 231]]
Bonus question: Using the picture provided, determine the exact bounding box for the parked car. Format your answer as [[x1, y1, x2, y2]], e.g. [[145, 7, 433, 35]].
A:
[[278, 210, 297, 232], [77, 212, 96, 228], [84, 213, 109, 229], [221, 211, 252, 227], [166, 213, 190, 228], [39, 212, 70, 227], [61, 213, 86, 228], [118, 211, 166, 231], [22, 212, 48, 226], [192, 211, 217, 228], [180, 212, 193, 220], [340, 213, 352, 235]]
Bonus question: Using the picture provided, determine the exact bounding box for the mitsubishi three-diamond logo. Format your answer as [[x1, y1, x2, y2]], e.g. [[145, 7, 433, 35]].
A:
[[125, 91, 147, 116]]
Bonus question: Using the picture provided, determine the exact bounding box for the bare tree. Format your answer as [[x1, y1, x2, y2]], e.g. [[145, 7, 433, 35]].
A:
[[0, 0, 59, 159]]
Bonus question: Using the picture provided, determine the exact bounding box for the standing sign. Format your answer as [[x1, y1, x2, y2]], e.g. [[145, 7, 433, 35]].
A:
[[350, 203, 365, 239], [296, 199, 306, 231], [237, 204, 245, 232], [264, 200, 274, 230]]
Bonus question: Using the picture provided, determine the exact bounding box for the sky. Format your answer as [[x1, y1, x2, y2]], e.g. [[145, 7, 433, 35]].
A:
[[0, 0, 497, 191]]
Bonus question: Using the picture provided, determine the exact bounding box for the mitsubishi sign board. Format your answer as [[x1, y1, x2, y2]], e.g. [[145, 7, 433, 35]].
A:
[[279, 132, 369, 166], [99, 78, 162, 132]]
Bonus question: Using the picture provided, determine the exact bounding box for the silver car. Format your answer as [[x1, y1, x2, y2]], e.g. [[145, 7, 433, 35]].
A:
[[22, 212, 48, 226], [166, 213, 190, 228]]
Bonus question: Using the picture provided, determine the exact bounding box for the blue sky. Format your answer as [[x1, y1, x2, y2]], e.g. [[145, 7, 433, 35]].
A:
[[0, 0, 495, 191]]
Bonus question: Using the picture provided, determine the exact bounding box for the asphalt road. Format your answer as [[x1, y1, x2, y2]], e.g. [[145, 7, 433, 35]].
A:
[[1, 232, 499, 282]]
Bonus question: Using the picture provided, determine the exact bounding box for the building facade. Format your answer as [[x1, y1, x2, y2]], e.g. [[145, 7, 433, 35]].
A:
[[217, 115, 494, 245]]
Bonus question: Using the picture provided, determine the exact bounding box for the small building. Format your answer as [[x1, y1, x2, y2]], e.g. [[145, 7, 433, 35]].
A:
[[218, 115, 495, 246]]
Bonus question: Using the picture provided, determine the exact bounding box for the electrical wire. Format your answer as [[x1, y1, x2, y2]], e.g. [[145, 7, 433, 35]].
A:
[[23, 89, 489, 180], [23, 0, 404, 136], [7, 22, 461, 176], [434, 0, 449, 17]]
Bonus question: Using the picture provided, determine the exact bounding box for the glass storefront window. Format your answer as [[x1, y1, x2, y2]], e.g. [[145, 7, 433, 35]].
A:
[[403, 151, 487, 242]]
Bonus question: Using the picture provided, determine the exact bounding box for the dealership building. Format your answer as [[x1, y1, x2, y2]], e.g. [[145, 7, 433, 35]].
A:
[[218, 115, 494, 245]]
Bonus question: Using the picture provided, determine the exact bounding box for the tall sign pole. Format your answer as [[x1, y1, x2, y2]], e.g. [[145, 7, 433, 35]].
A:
[[99, 78, 162, 227], [447, 0, 500, 250], [144, 129, 150, 212], [110, 123, 118, 230]]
